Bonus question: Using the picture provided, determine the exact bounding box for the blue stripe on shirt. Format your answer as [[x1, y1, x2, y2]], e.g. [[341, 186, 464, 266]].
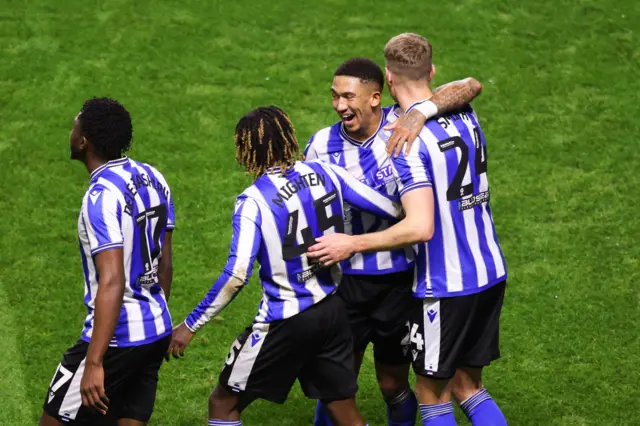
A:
[[86, 186, 116, 251], [467, 114, 499, 283], [449, 116, 480, 291], [253, 178, 304, 316], [424, 121, 450, 296]]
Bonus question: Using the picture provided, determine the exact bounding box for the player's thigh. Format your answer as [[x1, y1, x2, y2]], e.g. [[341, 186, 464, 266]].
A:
[[43, 341, 131, 425], [407, 295, 479, 381], [371, 270, 419, 367], [336, 274, 376, 354], [298, 295, 358, 402], [219, 320, 302, 405], [118, 335, 171, 423], [459, 281, 506, 368]]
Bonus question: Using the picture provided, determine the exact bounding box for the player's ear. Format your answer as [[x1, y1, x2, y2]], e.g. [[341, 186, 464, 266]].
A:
[[371, 90, 381, 108], [385, 66, 393, 86], [430, 64, 436, 81]]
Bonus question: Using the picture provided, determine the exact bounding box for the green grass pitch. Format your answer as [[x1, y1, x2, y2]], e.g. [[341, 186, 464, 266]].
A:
[[1, 0, 639, 424]]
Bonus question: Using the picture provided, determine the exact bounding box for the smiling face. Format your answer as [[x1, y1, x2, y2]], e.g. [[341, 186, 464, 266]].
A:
[[331, 75, 381, 139]]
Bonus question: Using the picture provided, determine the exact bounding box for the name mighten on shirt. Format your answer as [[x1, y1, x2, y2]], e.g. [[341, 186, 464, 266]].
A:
[[272, 172, 326, 208]]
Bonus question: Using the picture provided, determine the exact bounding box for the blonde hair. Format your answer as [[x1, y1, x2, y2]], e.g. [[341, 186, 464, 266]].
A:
[[384, 33, 433, 81]]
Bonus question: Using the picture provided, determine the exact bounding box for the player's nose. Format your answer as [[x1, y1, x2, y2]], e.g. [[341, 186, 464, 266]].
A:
[[335, 98, 348, 113]]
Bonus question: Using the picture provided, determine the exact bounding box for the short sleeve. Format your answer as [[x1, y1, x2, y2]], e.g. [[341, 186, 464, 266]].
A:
[[83, 187, 124, 255], [167, 195, 175, 230], [226, 197, 262, 282], [303, 134, 318, 160], [392, 138, 433, 197]]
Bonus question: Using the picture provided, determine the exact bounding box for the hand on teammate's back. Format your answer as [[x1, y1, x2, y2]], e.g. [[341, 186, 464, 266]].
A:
[[80, 362, 109, 415], [385, 108, 426, 157], [307, 234, 356, 266], [166, 322, 195, 361]]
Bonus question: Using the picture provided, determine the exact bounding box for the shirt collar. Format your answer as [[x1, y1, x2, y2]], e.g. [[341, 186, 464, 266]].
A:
[[263, 162, 296, 176], [90, 157, 128, 181], [339, 111, 387, 149]]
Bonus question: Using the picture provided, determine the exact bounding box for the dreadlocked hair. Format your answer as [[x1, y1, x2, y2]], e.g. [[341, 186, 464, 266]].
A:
[[79, 97, 133, 161], [235, 106, 301, 178]]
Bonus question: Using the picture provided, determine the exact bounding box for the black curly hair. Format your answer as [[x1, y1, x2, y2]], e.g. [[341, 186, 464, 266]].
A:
[[78, 97, 133, 161], [334, 57, 384, 91]]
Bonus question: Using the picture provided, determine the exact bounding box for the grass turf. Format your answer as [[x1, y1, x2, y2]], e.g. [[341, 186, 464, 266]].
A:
[[0, 0, 639, 424]]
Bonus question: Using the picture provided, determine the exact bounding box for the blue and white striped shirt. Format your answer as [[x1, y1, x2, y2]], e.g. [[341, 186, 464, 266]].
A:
[[78, 157, 174, 346], [388, 104, 507, 298], [304, 107, 414, 276], [185, 160, 403, 329]]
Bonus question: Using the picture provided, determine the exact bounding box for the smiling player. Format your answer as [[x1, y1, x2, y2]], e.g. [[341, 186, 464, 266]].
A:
[[167, 106, 410, 426], [307, 34, 508, 426], [305, 58, 482, 426]]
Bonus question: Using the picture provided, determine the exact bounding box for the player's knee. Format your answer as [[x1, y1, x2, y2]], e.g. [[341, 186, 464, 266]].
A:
[[451, 368, 484, 402], [208, 385, 237, 419], [376, 371, 409, 400], [375, 362, 410, 400]]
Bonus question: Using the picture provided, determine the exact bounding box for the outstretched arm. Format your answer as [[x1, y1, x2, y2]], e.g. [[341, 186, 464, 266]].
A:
[[308, 147, 435, 265], [385, 77, 483, 157], [166, 198, 262, 359], [307, 189, 434, 266], [326, 163, 403, 220]]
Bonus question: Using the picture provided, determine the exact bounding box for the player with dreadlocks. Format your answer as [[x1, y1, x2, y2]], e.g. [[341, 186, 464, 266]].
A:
[[168, 105, 403, 426], [234, 106, 301, 178], [41, 97, 175, 425]]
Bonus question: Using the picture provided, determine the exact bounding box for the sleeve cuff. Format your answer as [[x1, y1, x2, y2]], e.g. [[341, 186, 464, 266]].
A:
[[399, 181, 432, 197], [184, 319, 198, 333], [91, 242, 124, 255]]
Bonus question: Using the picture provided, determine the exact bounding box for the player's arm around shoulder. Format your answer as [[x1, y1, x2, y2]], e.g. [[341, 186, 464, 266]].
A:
[[307, 147, 434, 266], [385, 77, 483, 157], [306, 184, 434, 266], [322, 161, 403, 220]]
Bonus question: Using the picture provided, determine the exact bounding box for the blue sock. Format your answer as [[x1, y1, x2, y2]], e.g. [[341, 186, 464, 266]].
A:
[[460, 389, 507, 426], [387, 388, 418, 425], [314, 400, 333, 426], [208, 420, 242, 426], [419, 402, 456, 426]]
